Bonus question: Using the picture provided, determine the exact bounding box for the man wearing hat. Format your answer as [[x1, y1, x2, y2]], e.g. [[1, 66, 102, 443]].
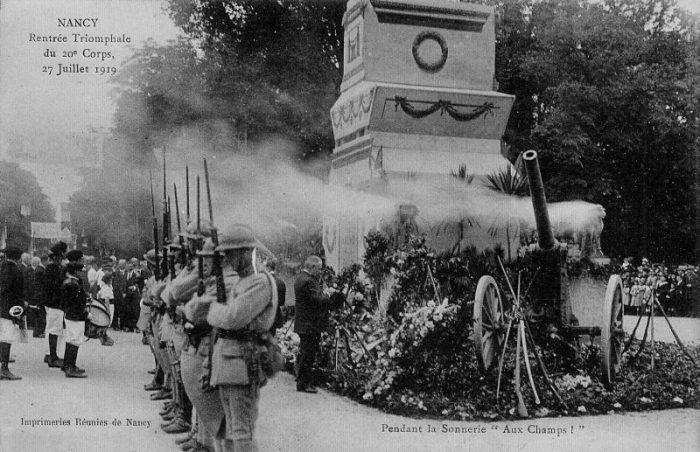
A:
[[189, 224, 277, 452], [293, 255, 332, 393], [60, 250, 89, 378], [178, 237, 237, 452], [123, 257, 144, 333], [44, 241, 68, 368], [0, 246, 25, 380]]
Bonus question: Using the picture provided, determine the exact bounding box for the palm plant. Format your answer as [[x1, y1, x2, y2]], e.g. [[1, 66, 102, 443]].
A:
[[484, 166, 528, 197]]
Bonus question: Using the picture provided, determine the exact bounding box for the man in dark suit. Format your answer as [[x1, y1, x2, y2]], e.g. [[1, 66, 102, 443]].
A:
[[293, 255, 332, 393], [30, 256, 46, 337], [123, 258, 144, 332], [0, 246, 25, 380], [112, 259, 127, 330], [44, 241, 67, 368]]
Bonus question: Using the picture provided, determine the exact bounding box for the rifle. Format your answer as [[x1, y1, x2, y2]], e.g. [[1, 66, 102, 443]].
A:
[[203, 158, 224, 391], [168, 195, 176, 279], [204, 158, 226, 304], [161, 148, 170, 280], [150, 171, 161, 281], [197, 176, 205, 297], [174, 183, 187, 266]]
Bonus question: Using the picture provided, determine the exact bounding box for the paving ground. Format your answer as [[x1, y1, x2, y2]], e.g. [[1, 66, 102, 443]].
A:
[[0, 318, 698, 452]]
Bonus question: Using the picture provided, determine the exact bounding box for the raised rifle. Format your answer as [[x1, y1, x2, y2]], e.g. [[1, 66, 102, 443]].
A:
[[161, 149, 170, 280], [174, 183, 187, 266], [150, 171, 161, 281], [197, 176, 205, 297], [203, 158, 224, 391], [204, 158, 226, 304], [168, 195, 176, 279]]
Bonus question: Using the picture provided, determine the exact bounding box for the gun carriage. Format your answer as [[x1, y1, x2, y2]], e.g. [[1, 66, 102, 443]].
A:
[[472, 150, 625, 389]]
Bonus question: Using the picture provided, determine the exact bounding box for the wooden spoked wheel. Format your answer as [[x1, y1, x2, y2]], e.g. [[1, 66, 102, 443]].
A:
[[473, 275, 506, 371], [601, 275, 624, 386]]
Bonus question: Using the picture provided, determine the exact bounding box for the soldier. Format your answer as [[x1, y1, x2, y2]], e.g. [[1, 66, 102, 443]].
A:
[[60, 250, 90, 378], [158, 241, 193, 435], [44, 241, 67, 368], [178, 237, 234, 452], [0, 246, 25, 380], [192, 224, 278, 452]]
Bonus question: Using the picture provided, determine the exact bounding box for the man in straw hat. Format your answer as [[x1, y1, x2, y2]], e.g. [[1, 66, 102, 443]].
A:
[[187, 223, 277, 452], [0, 246, 25, 380], [43, 241, 68, 368]]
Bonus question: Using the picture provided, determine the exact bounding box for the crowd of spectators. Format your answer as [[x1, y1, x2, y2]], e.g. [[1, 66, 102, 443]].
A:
[[621, 257, 700, 317]]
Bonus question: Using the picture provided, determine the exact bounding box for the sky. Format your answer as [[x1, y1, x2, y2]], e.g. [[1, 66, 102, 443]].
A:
[[0, 0, 179, 209]]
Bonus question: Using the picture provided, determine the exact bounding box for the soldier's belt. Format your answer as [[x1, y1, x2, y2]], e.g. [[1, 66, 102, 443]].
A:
[[217, 329, 258, 341]]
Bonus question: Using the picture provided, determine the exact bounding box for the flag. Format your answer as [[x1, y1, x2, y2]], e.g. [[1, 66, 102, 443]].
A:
[[20, 205, 31, 217], [0, 225, 6, 249]]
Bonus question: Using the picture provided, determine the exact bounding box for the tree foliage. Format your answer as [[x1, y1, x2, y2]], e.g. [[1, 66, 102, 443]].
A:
[[0, 161, 55, 250], [106, 0, 700, 263], [112, 0, 345, 162], [487, 0, 699, 262]]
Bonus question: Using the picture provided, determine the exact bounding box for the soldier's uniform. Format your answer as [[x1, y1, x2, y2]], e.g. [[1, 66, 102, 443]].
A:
[[182, 238, 239, 452], [198, 224, 277, 452]]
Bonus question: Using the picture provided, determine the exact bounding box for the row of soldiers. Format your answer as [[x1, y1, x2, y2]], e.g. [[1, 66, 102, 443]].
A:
[[139, 220, 282, 452]]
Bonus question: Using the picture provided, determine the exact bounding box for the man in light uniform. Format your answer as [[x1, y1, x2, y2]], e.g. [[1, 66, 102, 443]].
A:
[[189, 224, 277, 452]]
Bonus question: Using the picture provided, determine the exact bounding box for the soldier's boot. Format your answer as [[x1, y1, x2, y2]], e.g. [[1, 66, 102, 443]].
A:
[[47, 334, 64, 368], [174, 430, 195, 445], [179, 438, 201, 451], [151, 388, 172, 400], [162, 415, 190, 434], [161, 405, 179, 421], [64, 344, 87, 378], [0, 342, 21, 380], [101, 332, 114, 346], [60, 345, 84, 374], [159, 402, 175, 415]]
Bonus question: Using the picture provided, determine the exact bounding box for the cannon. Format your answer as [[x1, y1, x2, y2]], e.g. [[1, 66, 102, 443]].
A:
[[472, 150, 625, 391]]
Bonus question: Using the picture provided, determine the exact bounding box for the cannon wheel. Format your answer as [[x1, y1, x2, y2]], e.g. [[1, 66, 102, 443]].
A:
[[601, 275, 624, 386], [473, 275, 506, 371]]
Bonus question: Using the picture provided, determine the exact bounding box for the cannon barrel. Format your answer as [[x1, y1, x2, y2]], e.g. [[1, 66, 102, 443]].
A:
[[522, 150, 556, 250]]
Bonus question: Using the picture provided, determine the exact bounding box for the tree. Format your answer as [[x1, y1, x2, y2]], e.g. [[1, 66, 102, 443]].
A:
[[112, 0, 346, 164], [489, 0, 699, 262], [0, 161, 55, 250]]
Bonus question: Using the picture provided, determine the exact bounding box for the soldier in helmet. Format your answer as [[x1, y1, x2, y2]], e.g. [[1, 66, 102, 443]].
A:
[[188, 224, 278, 452]]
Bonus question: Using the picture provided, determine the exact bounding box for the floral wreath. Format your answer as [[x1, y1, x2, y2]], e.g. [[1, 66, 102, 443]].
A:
[[412, 31, 448, 73]]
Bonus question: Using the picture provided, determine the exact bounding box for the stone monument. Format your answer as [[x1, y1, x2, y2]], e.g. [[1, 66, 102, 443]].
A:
[[325, 0, 515, 271]]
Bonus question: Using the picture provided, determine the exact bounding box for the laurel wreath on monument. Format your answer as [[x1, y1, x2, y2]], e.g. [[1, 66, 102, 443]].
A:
[[394, 96, 495, 122], [412, 30, 449, 73]]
